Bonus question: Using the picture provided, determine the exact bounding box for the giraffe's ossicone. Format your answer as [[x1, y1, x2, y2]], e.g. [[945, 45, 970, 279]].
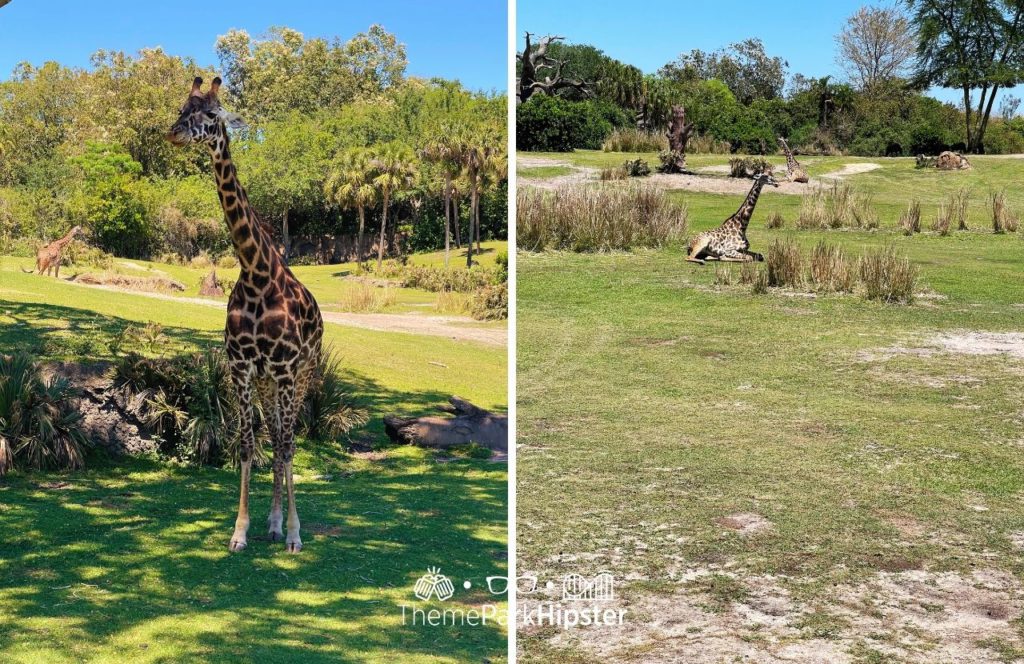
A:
[[168, 76, 324, 554]]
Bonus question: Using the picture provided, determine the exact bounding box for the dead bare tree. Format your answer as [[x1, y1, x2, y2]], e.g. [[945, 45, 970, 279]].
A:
[[658, 105, 694, 173], [517, 32, 591, 102]]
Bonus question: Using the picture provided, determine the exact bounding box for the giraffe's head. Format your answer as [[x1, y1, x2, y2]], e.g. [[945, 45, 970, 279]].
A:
[[167, 76, 246, 147], [755, 171, 780, 188]]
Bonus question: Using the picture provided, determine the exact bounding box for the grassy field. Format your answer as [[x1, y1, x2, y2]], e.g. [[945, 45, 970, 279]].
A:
[[517, 153, 1024, 662], [0, 248, 508, 663], [5, 241, 507, 316]]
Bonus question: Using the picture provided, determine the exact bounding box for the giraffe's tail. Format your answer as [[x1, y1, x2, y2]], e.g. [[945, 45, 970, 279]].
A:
[[20, 265, 34, 274]]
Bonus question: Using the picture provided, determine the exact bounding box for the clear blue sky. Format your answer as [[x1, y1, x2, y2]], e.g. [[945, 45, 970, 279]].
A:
[[516, 0, 1023, 110], [0, 0, 507, 92]]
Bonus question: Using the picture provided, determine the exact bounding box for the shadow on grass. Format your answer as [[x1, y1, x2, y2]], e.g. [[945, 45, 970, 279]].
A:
[[0, 300, 221, 360]]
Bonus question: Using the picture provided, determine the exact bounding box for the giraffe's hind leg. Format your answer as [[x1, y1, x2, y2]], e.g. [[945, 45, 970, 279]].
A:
[[228, 365, 255, 552], [686, 237, 711, 265], [718, 249, 758, 262]]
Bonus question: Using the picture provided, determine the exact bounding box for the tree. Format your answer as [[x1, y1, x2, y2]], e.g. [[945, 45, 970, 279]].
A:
[[659, 38, 788, 104], [908, 0, 1024, 153], [517, 32, 591, 102], [67, 142, 150, 257], [419, 133, 464, 266], [324, 147, 377, 263], [370, 143, 416, 271], [837, 6, 917, 89]]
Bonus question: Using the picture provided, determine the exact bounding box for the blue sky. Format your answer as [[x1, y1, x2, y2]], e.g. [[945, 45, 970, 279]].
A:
[[516, 0, 1023, 110], [0, 0, 507, 92]]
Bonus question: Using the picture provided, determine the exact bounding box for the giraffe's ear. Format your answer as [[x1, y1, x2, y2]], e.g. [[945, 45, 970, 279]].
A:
[[217, 108, 248, 130]]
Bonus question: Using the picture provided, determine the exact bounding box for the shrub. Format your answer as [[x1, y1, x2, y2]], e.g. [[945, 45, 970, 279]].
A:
[[713, 266, 733, 286], [751, 268, 769, 294], [217, 254, 238, 269], [765, 238, 803, 287], [602, 128, 667, 152], [517, 183, 688, 252], [340, 283, 397, 313], [808, 241, 855, 293], [64, 240, 114, 270], [380, 264, 502, 293], [516, 96, 616, 152], [470, 282, 508, 320], [859, 246, 917, 303], [600, 167, 627, 181], [739, 262, 760, 285], [622, 158, 651, 177], [796, 182, 877, 230], [190, 252, 213, 269], [899, 200, 922, 235], [990, 189, 1019, 233], [301, 347, 368, 441], [729, 157, 772, 178], [0, 352, 90, 475], [765, 211, 784, 229]]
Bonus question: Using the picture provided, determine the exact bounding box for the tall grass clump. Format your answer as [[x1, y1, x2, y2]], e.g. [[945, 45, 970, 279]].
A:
[[990, 189, 1019, 233], [899, 200, 921, 235], [689, 134, 732, 154], [0, 352, 90, 475], [859, 246, 917, 304], [931, 205, 951, 235], [797, 182, 877, 229], [808, 241, 855, 292], [765, 211, 784, 229], [516, 184, 688, 252], [765, 238, 803, 287], [340, 283, 397, 313], [301, 346, 368, 442], [600, 166, 627, 181], [602, 128, 667, 152]]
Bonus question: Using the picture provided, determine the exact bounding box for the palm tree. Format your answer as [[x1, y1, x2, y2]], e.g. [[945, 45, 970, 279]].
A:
[[478, 148, 507, 253], [324, 147, 377, 263], [419, 134, 464, 267], [370, 143, 417, 271], [460, 132, 502, 267]]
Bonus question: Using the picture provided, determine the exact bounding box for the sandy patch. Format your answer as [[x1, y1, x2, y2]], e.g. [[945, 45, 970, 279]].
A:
[[531, 569, 1024, 663], [858, 331, 1024, 363], [715, 512, 773, 536], [72, 272, 185, 292], [817, 162, 882, 179]]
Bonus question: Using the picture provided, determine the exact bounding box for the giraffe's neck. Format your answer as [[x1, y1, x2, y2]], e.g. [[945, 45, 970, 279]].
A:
[[54, 229, 77, 248], [207, 126, 272, 277], [732, 180, 766, 229], [780, 139, 799, 172]]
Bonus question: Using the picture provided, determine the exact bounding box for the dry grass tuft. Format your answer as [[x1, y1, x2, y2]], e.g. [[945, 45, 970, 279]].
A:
[[602, 128, 667, 153], [517, 183, 688, 252], [340, 283, 396, 313], [808, 241, 855, 293], [899, 200, 921, 235], [765, 210, 784, 229], [859, 246, 917, 304], [990, 189, 1019, 233], [765, 238, 803, 288], [796, 182, 878, 230]]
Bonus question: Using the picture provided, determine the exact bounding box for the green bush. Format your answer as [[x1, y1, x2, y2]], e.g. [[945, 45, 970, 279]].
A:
[[374, 261, 503, 292], [0, 352, 90, 475], [622, 158, 651, 177], [516, 95, 618, 151], [470, 282, 508, 320]]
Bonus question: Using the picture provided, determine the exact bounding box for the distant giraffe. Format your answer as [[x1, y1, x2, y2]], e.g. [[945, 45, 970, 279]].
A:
[[22, 225, 81, 277], [168, 76, 323, 554], [777, 137, 809, 183], [686, 172, 779, 265]]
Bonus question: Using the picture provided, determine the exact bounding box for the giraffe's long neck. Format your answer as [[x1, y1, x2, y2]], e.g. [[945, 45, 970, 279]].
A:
[[732, 179, 766, 229], [54, 228, 78, 248], [208, 126, 272, 277], [779, 138, 799, 173]]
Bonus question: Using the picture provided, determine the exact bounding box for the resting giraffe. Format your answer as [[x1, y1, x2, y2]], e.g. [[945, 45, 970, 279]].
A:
[[686, 171, 779, 265], [777, 136, 808, 183], [168, 77, 323, 554], [22, 225, 81, 277]]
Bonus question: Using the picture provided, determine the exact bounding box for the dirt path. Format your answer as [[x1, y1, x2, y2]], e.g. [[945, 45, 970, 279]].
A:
[[61, 278, 507, 347], [518, 155, 882, 196]]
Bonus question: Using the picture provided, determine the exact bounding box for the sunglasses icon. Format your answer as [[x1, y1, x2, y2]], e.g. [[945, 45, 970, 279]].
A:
[[486, 575, 539, 595]]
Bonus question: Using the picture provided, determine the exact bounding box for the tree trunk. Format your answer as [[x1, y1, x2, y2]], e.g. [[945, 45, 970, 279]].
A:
[[377, 191, 389, 272], [467, 172, 477, 268], [282, 208, 291, 262], [384, 396, 508, 455], [453, 194, 462, 248], [443, 173, 451, 268], [474, 189, 481, 252], [659, 105, 694, 173], [357, 205, 366, 264]]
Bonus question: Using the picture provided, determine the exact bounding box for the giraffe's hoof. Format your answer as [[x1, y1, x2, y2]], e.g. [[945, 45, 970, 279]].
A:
[[286, 539, 303, 554], [268, 530, 284, 542], [228, 538, 247, 552]]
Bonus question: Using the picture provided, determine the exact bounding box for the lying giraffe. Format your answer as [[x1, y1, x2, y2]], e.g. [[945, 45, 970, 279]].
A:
[[686, 171, 779, 265], [168, 77, 323, 554], [777, 137, 809, 183], [22, 225, 81, 277]]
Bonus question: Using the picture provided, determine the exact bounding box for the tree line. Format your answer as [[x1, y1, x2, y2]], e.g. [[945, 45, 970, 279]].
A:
[[517, 1, 1024, 156], [0, 25, 507, 264]]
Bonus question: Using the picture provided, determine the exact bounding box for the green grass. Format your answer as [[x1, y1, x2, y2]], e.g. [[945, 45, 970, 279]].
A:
[[517, 166, 573, 179], [517, 156, 1024, 661], [0, 248, 508, 662], [4, 241, 507, 317]]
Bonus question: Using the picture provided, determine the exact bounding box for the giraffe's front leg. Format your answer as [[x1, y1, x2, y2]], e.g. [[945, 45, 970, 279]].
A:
[[259, 380, 285, 542], [277, 378, 302, 554], [268, 455, 284, 542], [718, 249, 756, 262], [229, 368, 255, 552]]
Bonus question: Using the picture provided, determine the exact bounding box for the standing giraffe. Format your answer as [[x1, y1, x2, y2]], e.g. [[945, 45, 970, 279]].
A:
[[22, 225, 82, 277], [686, 172, 779, 265], [167, 77, 323, 553], [777, 137, 809, 183]]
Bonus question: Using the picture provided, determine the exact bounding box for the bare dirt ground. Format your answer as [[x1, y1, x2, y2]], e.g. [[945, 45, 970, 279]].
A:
[[518, 155, 882, 195], [857, 330, 1024, 362], [62, 278, 507, 346], [526, 568, 1024, 663]]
